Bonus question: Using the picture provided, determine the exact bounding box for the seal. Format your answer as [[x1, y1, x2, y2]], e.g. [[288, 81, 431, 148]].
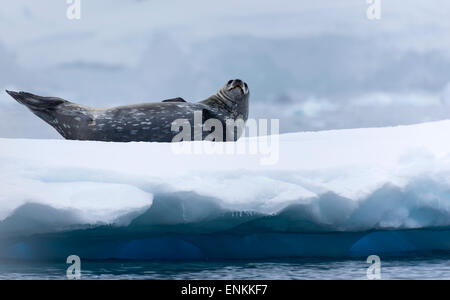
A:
[[6, 79, 249, 142]]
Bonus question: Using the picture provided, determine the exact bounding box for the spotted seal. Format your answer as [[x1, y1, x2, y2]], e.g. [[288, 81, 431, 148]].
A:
[[6, 79, 249, 142]]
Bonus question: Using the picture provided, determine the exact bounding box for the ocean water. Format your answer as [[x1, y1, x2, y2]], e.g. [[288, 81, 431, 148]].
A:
[[1, 254, 449, 280]]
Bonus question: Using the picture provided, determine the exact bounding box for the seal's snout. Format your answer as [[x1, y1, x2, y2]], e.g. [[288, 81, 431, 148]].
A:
[[226, 79, 249, 95]]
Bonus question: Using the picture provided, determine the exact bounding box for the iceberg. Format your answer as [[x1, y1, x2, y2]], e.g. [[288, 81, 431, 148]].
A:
[[1, 120, 450, 260]]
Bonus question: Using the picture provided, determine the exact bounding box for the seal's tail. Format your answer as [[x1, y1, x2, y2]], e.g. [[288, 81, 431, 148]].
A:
[[5, 90, 67, 111]]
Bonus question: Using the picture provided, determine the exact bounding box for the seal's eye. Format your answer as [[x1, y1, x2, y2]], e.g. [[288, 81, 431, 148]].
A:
[[227, 80, 233, 85], [244, 83, 248, 89]]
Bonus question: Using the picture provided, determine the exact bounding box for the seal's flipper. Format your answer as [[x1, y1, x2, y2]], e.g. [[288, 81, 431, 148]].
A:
[[5, 90, 88, 140], [162, 97, 186, 103], [6, 90, 67, 111]]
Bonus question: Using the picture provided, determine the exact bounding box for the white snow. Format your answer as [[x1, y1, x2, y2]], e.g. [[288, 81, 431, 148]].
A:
[[1, 120, 450, 234]]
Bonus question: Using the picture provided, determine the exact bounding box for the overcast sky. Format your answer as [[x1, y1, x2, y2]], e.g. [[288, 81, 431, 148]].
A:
[[1, 0, 450, 138]]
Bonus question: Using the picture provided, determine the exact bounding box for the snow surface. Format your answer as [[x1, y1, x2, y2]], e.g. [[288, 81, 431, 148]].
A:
[[1, 121, 450, 259]]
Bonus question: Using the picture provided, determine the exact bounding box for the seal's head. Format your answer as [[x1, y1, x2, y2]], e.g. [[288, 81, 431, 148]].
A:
[[215, 79, 250, 120], [219, 79, 249, 102]]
